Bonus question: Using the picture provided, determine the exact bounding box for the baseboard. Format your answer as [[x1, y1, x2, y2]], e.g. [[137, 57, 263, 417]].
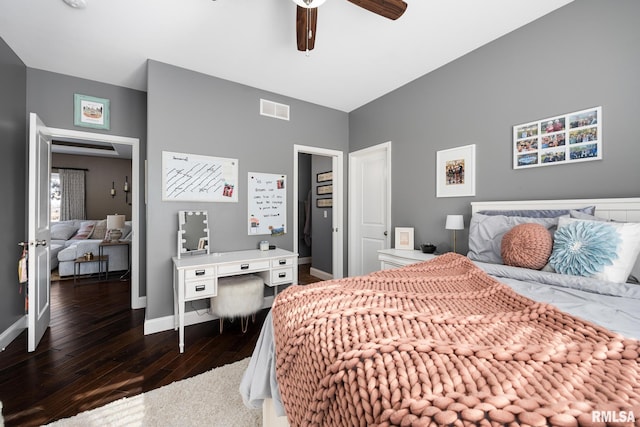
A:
[[0, 315, 27, 351], [309, 267, 332, 281], [297, 257, 311, 265], [144, 295, 275, 335], [132, 296, 147, 310]]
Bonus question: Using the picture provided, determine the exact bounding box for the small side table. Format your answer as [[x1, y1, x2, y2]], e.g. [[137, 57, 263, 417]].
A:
[[74, 255, 109, 285], [99, 240, 130, 280]]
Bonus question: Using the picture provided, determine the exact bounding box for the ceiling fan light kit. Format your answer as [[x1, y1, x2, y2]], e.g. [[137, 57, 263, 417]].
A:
[[292, 0, 327, 8], [62, 0, 88, 9]]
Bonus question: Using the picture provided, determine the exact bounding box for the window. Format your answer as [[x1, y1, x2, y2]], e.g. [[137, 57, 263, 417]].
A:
[[51, 172, 60, 222]]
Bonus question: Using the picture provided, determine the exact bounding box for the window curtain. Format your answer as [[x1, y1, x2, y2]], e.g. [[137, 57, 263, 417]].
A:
[[59, 169, 86, 221]]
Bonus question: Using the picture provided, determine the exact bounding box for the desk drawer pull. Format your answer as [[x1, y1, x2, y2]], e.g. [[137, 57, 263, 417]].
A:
[[278, 272, 286, 278], [241, 264, 249, 270], [195, 270, 206, 276], [195, 285, 206, 291], [278, 259, 286, 265]]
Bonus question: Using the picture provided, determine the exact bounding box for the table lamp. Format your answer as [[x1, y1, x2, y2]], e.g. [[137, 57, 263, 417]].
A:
[[106, 214, 126, 242], [445, 214, 464, 253]]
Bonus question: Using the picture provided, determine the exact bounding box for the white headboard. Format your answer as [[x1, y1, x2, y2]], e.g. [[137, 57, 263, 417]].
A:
[[471, 198, 640, 222]]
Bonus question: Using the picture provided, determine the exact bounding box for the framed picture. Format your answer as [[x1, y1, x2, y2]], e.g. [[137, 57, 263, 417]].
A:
[[513, 106, 602, 169], [197, 237, 208, 250], [74, 94, 110, 130], [316, 171, 332, 183], [436, 144, 476, 198], [317, 184, 332, 195], [395, 227, 414, 250], [316, 198, 332, 208]]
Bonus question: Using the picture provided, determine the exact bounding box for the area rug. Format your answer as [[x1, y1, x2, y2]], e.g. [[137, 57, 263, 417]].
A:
[[47, 358, 261, 427]]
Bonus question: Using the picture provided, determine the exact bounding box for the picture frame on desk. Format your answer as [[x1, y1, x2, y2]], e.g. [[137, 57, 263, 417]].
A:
[[394, 227, 414, 250]]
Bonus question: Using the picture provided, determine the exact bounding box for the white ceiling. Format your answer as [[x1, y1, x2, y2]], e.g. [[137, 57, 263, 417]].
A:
[[1, 0, 572, 112]]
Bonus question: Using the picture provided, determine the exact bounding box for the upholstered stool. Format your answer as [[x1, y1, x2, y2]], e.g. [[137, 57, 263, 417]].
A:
[[211, 274, 264, 333]]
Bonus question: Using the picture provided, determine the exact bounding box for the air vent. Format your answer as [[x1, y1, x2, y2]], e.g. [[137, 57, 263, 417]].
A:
[[260, 99, 290, 121]]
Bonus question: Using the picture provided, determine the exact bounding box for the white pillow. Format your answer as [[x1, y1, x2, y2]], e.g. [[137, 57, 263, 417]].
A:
[[552, 217, 640, 283], [50, 223, 78, 240]]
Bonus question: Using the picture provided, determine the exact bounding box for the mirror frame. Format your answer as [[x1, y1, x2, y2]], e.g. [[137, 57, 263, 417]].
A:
[[177, 210, 210, 258]]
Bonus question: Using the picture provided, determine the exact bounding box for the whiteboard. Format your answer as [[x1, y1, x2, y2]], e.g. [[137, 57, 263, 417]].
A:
[[248, 172, 286, 235], [162, 151, 238, 202]]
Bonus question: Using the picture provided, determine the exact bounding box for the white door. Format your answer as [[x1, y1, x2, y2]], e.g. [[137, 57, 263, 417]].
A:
[[27, 113, 52, 352], [349, 142, 391, 276]]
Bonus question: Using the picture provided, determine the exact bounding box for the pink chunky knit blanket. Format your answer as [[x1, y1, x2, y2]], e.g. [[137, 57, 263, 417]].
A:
[[271, 253, 640, 426]]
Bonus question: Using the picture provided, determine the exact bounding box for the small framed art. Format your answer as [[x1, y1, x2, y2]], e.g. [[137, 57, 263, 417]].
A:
[[316, 171, 332, 183], [74, 94, 110, 130], [436, 144, 476, 198], [316, 198, 332, 208], [394, 227, 414, 250], [317, 184, 332, 195]]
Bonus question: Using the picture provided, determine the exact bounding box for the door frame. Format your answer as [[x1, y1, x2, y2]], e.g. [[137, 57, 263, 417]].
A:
[[47, 126, 144, 309], [348, 141, 392, 276], [293, 145, 344, 279]]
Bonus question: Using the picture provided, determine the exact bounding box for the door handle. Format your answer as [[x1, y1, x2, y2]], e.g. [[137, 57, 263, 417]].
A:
[[33, 240, 47, 247], [383, 231, 388, 236]]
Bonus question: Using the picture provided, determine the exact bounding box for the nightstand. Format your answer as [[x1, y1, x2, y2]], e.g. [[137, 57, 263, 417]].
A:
[[377, 248, 437, 270]]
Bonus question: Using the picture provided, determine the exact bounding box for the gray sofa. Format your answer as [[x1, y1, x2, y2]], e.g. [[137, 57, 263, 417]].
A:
[[51, 219, 131, 277]]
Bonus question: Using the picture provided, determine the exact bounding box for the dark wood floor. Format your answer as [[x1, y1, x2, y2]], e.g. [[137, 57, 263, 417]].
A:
[[0, 265, 321, 426]]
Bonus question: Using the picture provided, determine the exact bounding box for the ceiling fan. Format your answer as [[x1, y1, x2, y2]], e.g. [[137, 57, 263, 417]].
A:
[[293, 0, 408, 52]]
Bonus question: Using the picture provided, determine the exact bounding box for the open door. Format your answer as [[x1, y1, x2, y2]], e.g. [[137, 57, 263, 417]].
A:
[[27, 113, 52, 352]]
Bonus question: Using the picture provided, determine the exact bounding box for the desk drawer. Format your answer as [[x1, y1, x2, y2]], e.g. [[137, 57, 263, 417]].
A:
[[185, 279, 216, 299], [271, 257, 294, 268], [271, 267, 293, 285], [218, 260, 270, 275], [185, 267, 215, 280]]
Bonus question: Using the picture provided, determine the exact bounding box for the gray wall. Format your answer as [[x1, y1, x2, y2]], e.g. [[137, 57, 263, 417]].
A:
[[26, 69, 148, 296], [349, 0, 640, 254], [0, 38, 27, 334], [146, 60, 349, 319], [311, 155, 333, 274]]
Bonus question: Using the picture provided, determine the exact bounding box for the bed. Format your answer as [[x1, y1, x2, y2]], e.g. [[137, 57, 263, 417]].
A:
[[241, 198, 640, 426]]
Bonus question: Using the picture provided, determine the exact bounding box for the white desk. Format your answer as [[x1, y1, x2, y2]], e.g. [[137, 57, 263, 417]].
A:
[[172, 248, 298, 353], [378, 248, 436, 270]]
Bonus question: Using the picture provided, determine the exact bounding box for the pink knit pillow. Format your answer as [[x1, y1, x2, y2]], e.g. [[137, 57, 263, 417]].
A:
[[501, 223, 553, 270]]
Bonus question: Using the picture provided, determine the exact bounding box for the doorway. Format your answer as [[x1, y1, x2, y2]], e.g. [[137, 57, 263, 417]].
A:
[[47, 126, 143, 309], [293, 145, 344, 280]]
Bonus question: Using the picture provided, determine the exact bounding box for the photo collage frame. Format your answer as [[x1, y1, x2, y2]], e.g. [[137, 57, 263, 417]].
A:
[[513, 106, 602, 169]]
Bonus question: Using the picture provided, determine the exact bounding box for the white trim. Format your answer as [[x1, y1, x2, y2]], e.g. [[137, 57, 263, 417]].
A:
[[309, 267, 333, 281], [47, 126, 144, 309], [144, 296, 275, 335], [293, 145, 344, 279], [348, 141, 392, 277], [0, 316, 27, 351], [297, 256, 311, 265], [471, 198, 640, 221]]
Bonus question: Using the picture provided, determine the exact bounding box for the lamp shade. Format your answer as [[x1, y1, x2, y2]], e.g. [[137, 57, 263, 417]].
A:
[[107, 214, 126, 230], [445, 215, 464, 230], [292, 0, 327, 8]]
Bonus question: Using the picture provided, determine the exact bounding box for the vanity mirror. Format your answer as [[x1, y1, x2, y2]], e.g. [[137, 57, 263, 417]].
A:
[[177, 210, 210, 258]]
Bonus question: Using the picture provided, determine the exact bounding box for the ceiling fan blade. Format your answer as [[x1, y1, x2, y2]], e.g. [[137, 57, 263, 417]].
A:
[[346, 0, 408, 20], [296, 6, 318, 51]]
